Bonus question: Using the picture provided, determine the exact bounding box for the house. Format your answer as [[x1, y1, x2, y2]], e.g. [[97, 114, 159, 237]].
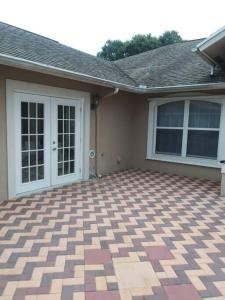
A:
[[0, 21, 225, 202]]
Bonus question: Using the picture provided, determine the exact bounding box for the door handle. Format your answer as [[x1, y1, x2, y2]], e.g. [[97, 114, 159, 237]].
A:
[[52, 148, 57, 151]]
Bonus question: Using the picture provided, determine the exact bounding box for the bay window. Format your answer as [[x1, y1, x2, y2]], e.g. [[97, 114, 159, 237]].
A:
[[147, 97, 224, 167]]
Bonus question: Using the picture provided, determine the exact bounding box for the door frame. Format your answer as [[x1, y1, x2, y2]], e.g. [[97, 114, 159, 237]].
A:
[[6, 80, 90, 199]]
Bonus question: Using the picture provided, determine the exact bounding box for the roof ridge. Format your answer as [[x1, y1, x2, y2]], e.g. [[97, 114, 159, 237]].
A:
[[115, 38, 205, 63]]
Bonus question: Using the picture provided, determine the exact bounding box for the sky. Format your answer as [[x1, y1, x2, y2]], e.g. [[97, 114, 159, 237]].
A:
[[0, 0, 225, 55]]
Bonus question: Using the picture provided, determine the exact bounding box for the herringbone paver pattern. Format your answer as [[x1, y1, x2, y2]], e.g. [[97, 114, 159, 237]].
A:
[[0, 169, 225, 300]]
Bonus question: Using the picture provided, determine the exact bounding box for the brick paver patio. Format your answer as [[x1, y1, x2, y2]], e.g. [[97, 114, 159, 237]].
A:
[[0, 169, 225, 300]]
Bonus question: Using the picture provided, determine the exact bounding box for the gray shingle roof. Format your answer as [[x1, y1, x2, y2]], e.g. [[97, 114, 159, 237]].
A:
[[0, 22, 136, 86], [115, 39, 225, 87], [0, 21, 224, 89]]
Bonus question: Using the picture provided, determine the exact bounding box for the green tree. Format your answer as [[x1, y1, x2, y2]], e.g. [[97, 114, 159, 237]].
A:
[[97, 31, 182, 61], [159, 31, 182, 46], [97, 40, 126, 61], [124, 34, 160, 57]]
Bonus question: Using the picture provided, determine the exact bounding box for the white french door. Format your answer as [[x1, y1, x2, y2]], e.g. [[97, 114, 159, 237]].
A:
[[15, 93, 81, 194]]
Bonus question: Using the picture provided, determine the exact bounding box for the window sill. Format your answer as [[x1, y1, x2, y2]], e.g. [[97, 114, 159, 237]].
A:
[[146, 154, 221, 169]]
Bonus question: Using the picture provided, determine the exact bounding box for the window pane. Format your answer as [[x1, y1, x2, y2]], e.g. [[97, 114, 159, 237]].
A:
[[22, 135, 29, 151], [70, 107, 75, 119], [38, 135, 44, 150], [22, 168, 29, 183], [22, 152, 29, 167], [30, 119, 36, 134], [70, 161, 74, 173], [64, 106, 69, 119], [30, 151, 37, 166], [30, 135, 37, 150], [58, 134, 63, 148], [189, 101, 221, 128], [21, 119, 28, 134], [38, 103, 44, 118], [38, 151, 44, 165], [64, 162, 69, 174], [156, 129, 183, 155], [64, 120, 69, 133], [58, 163, 63, 176], [21, 102, 28, 117], [38, 119, 44, 134], [29, 103, 36, 118], [30, 166, 37, 181], [58, 149, 63, 162], [70, 120, 75, 133], [157, 101, 184, 127], [187, 130, 219, 159], [38, 166, 44, 180], [58, 105, 63, 119]]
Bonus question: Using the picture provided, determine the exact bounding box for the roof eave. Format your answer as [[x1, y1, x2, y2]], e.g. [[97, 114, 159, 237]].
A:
[[0, 53, 225, 94]]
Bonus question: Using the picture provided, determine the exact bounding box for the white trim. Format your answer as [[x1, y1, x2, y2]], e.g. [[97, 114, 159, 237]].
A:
[[147, 95, 225, 169], [6, 80, 90, 198]]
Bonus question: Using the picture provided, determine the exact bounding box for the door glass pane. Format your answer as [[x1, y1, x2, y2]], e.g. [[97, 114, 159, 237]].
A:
[[21, 102, 28, 117], [38, 166, 44, 180], [38, 119, 44, 134], [30, 135, 37, 150], [29, 103, 36, 118], [22, 168, 29, 183], [38, 103, 44, 118], [30, 119, 36, 134], [189, 101, 221, 128], [21, 119, 28, 134], [187, 130, 219, 159], [57, 104, 76, 176], [157, 101, 184, 127], [38, 135, 44, 150], [21, 101, 45, 184], [22, 152, 29, 167], [30, 151, 37, 166], [38, 151, 44, 165], [22, 135, 29, 151], [156, 129, 183, 155], [30, 166, 37, 181]]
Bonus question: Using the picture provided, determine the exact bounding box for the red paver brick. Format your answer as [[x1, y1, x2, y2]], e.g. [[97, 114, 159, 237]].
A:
[[85, 290, 121, 300], [144, 245, 174, 261], [84, 249, 112, 265], [164, 284, 202, 300]]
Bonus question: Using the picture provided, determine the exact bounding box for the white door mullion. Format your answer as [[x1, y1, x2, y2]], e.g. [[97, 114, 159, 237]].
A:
[[181, 100, 189, 157]]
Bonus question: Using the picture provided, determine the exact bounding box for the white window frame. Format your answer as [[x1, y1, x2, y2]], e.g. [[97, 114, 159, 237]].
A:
[[147, 95, 225, 168]]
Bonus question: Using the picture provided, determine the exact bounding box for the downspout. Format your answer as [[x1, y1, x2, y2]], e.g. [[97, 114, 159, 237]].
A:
[[95, 88, 120, 177]]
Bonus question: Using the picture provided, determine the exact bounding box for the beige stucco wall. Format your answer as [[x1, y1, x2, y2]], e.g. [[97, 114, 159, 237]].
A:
[[131, 95, 222, 181], [96, 92, 135, 175]]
